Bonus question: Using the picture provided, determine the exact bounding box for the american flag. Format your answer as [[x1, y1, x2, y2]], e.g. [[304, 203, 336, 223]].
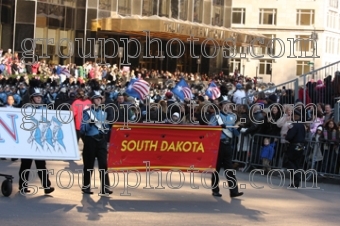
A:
[[205, 82, 221, 100], [126, 78, 150, 100], [61, 67, 71, 77], [171, 78, 193, 100]]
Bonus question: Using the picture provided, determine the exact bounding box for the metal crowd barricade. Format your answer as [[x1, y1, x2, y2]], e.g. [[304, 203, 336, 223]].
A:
[[241, 78, 299, 107], [244, 134, 286, 172], [231, 133, 252, 172], [299, 60, 340, 105], [302, 140, 340, 179]]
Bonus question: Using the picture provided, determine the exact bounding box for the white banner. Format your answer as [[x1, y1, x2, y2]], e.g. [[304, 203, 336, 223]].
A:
[[0, 108, 80, 160]]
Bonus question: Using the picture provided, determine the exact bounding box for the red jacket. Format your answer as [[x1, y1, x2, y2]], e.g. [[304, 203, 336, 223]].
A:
[[71, 99, 92, 130], [298, 88, 311, 104]]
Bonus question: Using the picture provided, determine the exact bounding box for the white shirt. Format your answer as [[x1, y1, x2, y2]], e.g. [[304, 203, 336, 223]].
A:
[[233, 89, 246, 105]]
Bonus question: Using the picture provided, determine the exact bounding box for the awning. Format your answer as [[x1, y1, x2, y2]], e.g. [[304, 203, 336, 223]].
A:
[[91, 15, 270, 47]]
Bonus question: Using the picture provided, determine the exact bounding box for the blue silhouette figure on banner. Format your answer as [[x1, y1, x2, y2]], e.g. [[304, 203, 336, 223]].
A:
[[51, 116, 66, 153], [40, 117, 54, 153], [27, 117, 44, 152]]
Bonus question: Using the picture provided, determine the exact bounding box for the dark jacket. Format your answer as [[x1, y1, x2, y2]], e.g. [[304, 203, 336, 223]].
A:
[[243, 110, 265, 136], [285, 123, 306, 143]]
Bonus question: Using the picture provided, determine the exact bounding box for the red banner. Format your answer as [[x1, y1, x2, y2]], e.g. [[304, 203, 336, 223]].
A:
[[108, 123, 222, 172]]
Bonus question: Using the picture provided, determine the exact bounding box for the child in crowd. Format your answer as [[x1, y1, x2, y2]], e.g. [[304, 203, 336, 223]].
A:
[[260, 138, 276, 173]]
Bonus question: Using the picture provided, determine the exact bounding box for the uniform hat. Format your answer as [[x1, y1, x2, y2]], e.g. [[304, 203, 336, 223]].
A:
[[29, 87, 43, 98], [219, 99, 231, 105], [172, 112, 180, 118], [317, 126, 323, 131], [218, 95, 230, 105], [90, 90, 103, 99]]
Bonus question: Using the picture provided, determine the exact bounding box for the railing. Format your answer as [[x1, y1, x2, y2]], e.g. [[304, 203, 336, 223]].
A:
[[241, 60, 340, 108], [231, 133, 340, 181], [298, 60, 340, 105], [241, 78, 299, 107]]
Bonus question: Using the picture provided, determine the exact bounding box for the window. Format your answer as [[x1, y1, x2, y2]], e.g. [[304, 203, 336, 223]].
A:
[[212, 0, 224, 26], [295, 35, 313, 52], [230, 58, 241, 74], [159, 0, 170, 17], [329, 0, 338, 8], [99, 0, 111, 10], [179, 0, 188, 20], [259, 9, 276, 25], [296, 10, 314, 26], [296, 61, 310, 75], [142, 0, 158, 16], [171, 0, 179, 19], [98, 0, 111, 18], [259, 60, 272, 75], [118, 0, 131, 16], [193, 0, 203, 23], [260, 34, 276, 55], [332, 11, 336, 28], [327, 11, 337, 28], [232, 8, 246, 24]]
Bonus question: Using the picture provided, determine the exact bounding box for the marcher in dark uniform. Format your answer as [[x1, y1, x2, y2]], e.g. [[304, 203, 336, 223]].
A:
[[285, 110, 307, 187], [80, 90, 113, 195], [18, 85, 55, 194], [208, 98, 244, 198]]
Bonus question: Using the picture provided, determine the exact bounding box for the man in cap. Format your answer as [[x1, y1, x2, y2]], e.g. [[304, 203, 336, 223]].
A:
[[208, 97, 244, 198], [232, 83, 246, 105], [285, 110, 307, 188], [18, 86, 55, 194], [80, 90, 113, 195]]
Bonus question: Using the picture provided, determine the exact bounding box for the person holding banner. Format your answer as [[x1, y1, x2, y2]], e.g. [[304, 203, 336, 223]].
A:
[[80, 90, 112, 195], [208, 98, 244, 198], [18, 85, 55, 194], [0, 95, 18, 161]]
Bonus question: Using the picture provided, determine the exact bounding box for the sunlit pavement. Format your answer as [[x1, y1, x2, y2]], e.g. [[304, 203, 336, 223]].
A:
[[0, 143, 339, 226]]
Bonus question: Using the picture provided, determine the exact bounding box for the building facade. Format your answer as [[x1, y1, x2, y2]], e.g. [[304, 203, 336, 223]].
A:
[[230, 0, 340, 84], [0, 0, 269, 75]]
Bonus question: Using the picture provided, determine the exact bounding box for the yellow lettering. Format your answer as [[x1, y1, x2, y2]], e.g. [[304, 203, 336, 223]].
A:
[[120, 140, 204, 153], [168, 142, 175, 152], [150, 141, 158, 151], [144, 140, 150, 150], [182, 142, 191, 152], [121, 140, 127, 151], [197, 142, 204, 153], [127, 140, 136, 152], [161, 141, 168, 151], [175, 141, 183, 152], [136, 140, 143, 151], [192, 142, 198, 152]]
